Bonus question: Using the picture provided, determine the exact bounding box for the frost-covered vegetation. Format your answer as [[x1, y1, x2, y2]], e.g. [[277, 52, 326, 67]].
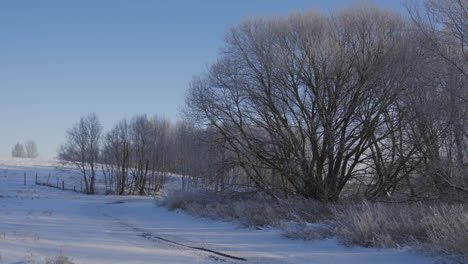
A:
[[333, 202, 468, 259], [160, 190, 468, 263], [59, 1, 466, 202], [39, 0, 467, 263]]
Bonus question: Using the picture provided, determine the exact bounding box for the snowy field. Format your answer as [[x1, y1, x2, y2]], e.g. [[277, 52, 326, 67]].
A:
[[0, 157, 436, 264]]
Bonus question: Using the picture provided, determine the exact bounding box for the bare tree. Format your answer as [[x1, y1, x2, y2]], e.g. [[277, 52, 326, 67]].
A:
[[362, 104, 423, 200], [405, 0, 468, 197], [58, 113, 102, 194], [101, 119, 132, 195], [407, 0, 468, 78], [147, 116, 171, 193], [25, 140, 39, 158], [128, 115, 152, 195], [186, 6, 418, 201], [11, 142, 26, 158]]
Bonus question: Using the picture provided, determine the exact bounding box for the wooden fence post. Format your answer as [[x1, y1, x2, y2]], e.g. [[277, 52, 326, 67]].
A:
[[24, 173, 26, 185], [35, 172, 38, 184]]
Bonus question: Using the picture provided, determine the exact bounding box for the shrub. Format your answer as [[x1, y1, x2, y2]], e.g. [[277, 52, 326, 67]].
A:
[[45, 252, 75, 264]]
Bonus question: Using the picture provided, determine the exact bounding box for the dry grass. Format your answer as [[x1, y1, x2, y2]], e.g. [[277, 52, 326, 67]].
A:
[[420, 204, 467, 261], [332, 201, 468, 263], [160, 190, 331, 227], [160, 190, 467, 263]]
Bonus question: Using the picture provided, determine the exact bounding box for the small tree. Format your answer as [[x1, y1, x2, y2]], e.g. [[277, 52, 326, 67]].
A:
[[11, 142, 26, 158], [58, 113, 102, 194]]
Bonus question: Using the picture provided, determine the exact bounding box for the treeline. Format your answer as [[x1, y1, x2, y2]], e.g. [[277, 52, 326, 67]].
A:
[[59, 1, 467, 201], [58, 113, 232, 195]]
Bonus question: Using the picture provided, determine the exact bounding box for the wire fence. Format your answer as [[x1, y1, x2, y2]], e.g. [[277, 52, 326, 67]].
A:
[[27, 172, 84, 193]]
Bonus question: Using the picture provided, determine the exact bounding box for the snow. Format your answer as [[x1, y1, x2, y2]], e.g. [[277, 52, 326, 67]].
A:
[[0, 157, 436, 264]]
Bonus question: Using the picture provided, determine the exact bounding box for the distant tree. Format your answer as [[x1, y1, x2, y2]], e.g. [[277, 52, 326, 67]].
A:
[[25, 140, 39, 158], [11, 142, 26, 158], [58, 113, 103, 194]]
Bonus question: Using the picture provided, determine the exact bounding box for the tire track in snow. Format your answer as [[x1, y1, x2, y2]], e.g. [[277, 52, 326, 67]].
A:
[[100, 210, 247, 263]]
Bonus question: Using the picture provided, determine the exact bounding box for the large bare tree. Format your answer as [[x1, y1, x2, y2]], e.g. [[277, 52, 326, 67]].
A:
[[186, 6, 417, 201]]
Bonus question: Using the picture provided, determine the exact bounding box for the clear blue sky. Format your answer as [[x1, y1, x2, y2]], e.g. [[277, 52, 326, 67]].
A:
[[0, 0, 404, 159]]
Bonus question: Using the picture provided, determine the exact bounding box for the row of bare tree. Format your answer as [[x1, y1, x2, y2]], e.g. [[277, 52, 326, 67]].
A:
[[58, 1, 466, 201], [58, 113, 228, 195]]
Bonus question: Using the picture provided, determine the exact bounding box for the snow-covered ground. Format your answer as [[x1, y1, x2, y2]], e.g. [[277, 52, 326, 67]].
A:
[[0, 157, 436, 264]]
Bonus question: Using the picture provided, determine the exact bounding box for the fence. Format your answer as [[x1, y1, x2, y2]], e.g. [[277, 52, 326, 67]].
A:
[[25, 172, 84, 193]]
